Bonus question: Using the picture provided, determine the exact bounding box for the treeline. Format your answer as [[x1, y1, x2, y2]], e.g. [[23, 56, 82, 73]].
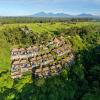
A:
[[2, 26, 53, 47], [2, 23, 100, 47], [0, 17, 99, 24]]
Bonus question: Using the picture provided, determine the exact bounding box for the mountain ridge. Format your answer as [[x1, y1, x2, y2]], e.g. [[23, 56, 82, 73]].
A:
[[32, 12, 99, 18], [0, 12, 100, 18]]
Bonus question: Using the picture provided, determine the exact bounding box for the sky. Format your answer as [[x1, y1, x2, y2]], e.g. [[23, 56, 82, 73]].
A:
[[0, 0, 100, 16]]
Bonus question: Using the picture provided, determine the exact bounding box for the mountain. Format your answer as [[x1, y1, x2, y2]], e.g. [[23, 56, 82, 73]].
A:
[[33, 12, 72, 17], [0, 12, 99, 18], [31, 12, 100, 18], [77, 13, 94, 18]]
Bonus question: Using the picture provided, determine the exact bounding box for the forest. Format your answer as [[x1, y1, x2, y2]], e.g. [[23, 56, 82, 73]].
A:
[[0, 17, 100, 24], [0, 20, 100, 100]]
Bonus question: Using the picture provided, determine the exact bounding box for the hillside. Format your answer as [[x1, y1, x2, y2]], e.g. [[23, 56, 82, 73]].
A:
[[0, 22, 100, 100], [0, 22, 98, 70]]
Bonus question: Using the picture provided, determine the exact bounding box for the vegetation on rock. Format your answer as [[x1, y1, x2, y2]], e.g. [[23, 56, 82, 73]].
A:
[[0, 21, 100, 100]]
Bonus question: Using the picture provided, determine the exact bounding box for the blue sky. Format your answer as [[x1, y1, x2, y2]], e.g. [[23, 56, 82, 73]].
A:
[[0, 0, 100, 16]]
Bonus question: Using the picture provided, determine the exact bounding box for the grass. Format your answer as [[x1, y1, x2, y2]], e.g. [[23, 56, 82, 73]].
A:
[[0, 34, 10, 70]]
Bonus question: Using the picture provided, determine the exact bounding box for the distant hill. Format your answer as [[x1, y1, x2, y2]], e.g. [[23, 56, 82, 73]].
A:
[[0, 12, 100, 18], [31, 12, 100, 18], [77, 13, 94, 18], [32, 12, 71, 17]]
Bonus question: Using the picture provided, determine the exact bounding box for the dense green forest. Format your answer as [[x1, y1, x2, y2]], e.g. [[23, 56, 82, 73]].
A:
[[0, 21, 100, 100], [0, 17, 100, 24]]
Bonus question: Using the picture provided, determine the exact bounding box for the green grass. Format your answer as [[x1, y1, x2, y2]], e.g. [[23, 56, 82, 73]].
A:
[[0, 33, 10, 70]]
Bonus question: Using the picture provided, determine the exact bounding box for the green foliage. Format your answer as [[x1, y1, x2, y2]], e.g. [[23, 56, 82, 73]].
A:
[[60, 68, 68, 80], [69, 35, 86, 51], [0, 32, 10, 70], [81, 92, 100, 100], [0, 22, 100, 100]]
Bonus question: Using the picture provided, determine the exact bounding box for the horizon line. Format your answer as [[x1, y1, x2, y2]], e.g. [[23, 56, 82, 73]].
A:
[[0, 12, 99, 17]]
